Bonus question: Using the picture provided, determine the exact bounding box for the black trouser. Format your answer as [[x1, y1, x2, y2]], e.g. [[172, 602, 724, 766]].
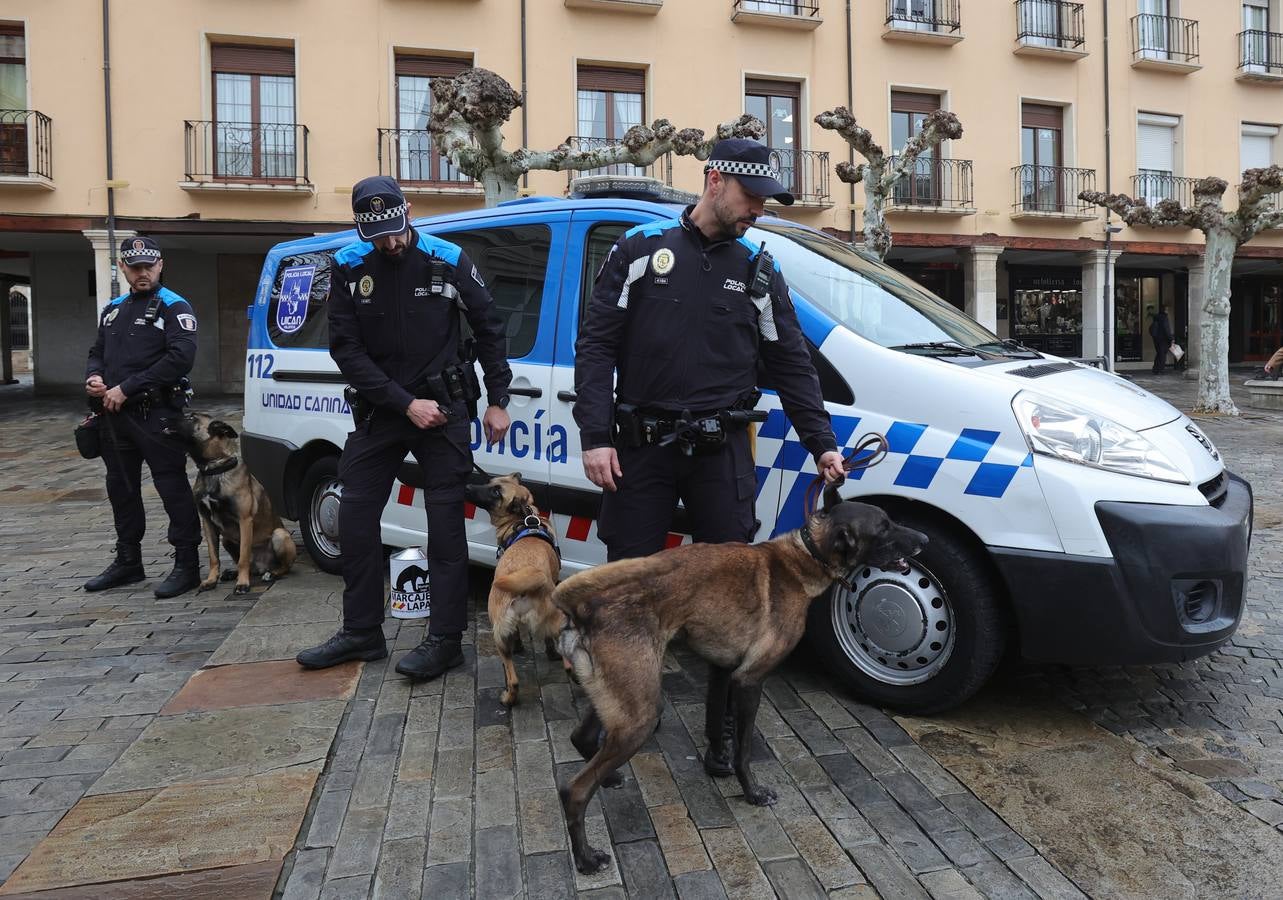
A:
[[598, 428, 756, 559], [338, 413, 473, 636], [1152, 337, 1171, 372], [100, 405, 201, 551]]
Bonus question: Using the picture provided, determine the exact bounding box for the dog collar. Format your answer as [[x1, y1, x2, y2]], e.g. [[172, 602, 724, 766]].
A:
[[497, 513, 561, 561], [198, 456, 239, 477], [799, 522, 855, 591]]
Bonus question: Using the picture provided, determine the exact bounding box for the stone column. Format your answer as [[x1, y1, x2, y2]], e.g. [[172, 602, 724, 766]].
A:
[[82, 228, 135, 319], [1078, 249, 1120, 364], [965, 245, 1003, 332], [1184, 257, 1204, 377]]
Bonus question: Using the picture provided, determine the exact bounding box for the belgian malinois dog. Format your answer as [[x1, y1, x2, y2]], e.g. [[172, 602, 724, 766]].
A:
[[554, 488, 927, 874], [465, 472, 564, 707], [170, 413, 297, 594]]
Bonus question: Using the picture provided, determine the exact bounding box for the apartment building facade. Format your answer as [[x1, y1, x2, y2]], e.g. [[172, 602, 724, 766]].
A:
[[2, 0, 1282, 393]]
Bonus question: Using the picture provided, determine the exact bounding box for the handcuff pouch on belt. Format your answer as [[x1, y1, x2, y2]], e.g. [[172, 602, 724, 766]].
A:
[[614, 390, 767, 457]]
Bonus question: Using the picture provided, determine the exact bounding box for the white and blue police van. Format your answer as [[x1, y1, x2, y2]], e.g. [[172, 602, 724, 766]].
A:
[[241, 180, 1251, 713]]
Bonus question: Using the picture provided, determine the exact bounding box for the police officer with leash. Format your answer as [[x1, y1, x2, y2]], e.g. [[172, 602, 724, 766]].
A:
[[297, 176, 512, 681], [84, 236, 203, 598], [574, 139, 845, 777]]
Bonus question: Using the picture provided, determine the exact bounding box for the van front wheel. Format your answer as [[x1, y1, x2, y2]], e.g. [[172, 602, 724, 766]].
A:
[[298, 456, 344, 575], [806, 516, 1006, 714]]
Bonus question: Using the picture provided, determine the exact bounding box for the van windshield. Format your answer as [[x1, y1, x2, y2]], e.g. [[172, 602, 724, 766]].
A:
[[748, 223, 1034, 359]]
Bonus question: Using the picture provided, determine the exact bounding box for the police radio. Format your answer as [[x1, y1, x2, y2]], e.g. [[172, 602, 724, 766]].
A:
[[747, 246, 775, 302]]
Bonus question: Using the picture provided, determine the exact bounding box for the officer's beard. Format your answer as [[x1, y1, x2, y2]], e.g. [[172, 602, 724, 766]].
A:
[[712, 193, 755, 240]]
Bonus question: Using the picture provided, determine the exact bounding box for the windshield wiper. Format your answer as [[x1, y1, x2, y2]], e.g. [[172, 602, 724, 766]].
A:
[[973, 339, 1042, 359], [890, 341, 984, 357]]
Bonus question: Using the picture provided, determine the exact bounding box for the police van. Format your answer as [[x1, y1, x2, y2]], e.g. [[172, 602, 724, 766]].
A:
[[241, 182, 1251, 713]]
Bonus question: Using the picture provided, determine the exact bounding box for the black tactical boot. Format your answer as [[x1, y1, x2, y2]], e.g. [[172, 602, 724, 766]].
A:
[[297, 628, 387, 669], [703, 709, 738, 777], [84, 544, 145, 592], [153, 546, 201, 599], [395, 633, 464, 681]]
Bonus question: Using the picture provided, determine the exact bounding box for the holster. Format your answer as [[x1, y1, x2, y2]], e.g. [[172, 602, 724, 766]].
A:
[[343, 385, 373, 428]]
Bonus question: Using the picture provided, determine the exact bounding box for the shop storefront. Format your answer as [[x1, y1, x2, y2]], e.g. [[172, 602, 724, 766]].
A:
[[1113, 275, 1162, 363], [888, 261, 965, 312], [1231, 275, 1283, 361], [1009, 268, 1082, 357]]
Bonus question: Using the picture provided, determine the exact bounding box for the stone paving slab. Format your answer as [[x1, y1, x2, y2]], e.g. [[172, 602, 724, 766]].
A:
[[204, 621, 338, 667], [0, 771, 316, 894], [160, 659, 361, 714], [0, 860, 281, 900]]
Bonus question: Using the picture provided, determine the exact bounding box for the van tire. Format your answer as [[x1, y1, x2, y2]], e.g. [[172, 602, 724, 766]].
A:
[[806, 514, 1006, 715], [298, 456, 344, 575]]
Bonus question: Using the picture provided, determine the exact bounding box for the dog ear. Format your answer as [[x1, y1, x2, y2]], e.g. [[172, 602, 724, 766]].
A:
[[822, 482, 844, 512], [510, 472, 523, 484], [209, 421, 239, 439]]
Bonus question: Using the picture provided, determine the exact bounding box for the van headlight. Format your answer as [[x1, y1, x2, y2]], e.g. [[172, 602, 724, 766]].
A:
[[1012, 392, 1188, 484]]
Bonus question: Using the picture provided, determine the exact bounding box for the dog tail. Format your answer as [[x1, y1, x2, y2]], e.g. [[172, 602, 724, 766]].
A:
[[492, 568, 554, 598], [556, 620, 593, 682]]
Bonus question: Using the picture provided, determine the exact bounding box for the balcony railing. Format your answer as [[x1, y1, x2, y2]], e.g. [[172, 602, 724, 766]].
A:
[[732, 0, 820, 18], [183, 120, 310, 186], [563, 136, 672, 188], [1240, 30, 1283, 77], [1131, 172, 1197, 209], [1015, 0, 1085, 51], [885, 0, 961, 34], [0, 110, 52, 181], [1130, 14, 1199, 64], [888, 156, 974, 210], [377, 129, 474, 187], [1012, 164, 1095, 214], [771, 148, 830, 205]]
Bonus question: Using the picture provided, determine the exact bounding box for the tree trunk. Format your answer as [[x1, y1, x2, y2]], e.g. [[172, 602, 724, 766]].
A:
[[1193, 228, 1238, 415], [482, 170, 519, 207], [863, 170, 891, 260]]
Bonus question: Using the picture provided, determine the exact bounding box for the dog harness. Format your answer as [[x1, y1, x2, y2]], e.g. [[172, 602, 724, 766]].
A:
[[496, 512, 561, 561], [198, 456, 239, 477]]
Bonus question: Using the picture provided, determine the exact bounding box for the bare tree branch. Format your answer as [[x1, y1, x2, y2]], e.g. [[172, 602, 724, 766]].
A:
[[814, 107, 885, 168], [884, 110, 963, 191]]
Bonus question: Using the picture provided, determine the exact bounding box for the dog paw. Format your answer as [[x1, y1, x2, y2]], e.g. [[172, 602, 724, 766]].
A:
[[574, 848, 612, 875], [261, 572, 274, 583], [744, 785, 777, 807], [197, 582, 218, 594], [602, 769, 624, 789], [219, 570, 238, 582], [234, 583, 251, 595], [500, 688, 517, 707]]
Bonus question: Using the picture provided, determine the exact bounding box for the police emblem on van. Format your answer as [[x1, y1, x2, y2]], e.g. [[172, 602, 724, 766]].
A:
[[651, 248, 675, 275], [359, 275, 375, 297], [276, 265, 315, 335]]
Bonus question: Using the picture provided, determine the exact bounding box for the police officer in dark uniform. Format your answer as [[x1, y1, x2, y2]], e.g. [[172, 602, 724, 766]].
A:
[[574, 139, 845, 775], [84, 236, 203, 598], [297, 176, 513, 680]]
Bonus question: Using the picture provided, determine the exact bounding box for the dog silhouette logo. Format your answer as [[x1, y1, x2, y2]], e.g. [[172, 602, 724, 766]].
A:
[[395, 565, 429, 594]]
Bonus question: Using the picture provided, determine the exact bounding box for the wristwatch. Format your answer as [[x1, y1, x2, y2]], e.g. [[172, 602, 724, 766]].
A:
[[493, 395, 511, 410]]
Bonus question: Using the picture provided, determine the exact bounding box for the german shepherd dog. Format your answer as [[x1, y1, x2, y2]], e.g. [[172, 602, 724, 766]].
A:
[[554, 488, 927, 874], [170, 413, 297, 594], [465, 473, 565, 707]]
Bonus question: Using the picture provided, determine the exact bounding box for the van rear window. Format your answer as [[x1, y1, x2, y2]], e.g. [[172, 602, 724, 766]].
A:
[[267, 250, 334, 349]]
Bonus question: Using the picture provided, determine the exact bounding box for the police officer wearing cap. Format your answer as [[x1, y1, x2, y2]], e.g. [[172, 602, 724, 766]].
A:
[[84, 236, 203, 598], [297, 176, 513, 680], [574, 138, 846, 776]]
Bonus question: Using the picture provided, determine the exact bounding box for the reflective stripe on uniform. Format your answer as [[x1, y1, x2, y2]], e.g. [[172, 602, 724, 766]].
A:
[[617, 256, 650, 310]]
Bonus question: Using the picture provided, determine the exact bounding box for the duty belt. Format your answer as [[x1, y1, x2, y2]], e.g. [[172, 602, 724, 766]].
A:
[[615, 403, 768, 457]]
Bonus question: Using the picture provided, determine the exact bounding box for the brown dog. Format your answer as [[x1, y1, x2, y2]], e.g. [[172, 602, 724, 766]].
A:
[[465, 472, 564, 706], [554, 489, 927, 874], [170, 413, 297, 594]]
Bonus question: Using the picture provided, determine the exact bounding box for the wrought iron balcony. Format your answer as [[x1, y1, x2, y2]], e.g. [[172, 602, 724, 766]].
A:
[[731, 0, 822, 29], [770, 148, 830, 206], [1239, 30, 1283, 81], [1011, 164, 1096, 217], [884, 0, 961, 38], [377, 128, 477, 191], [887, 156, 974, 212], [564, 0, 662, 11], [1130, 15, 1200, 70], [1131, 172, 1197, 210], [183, 120, 311, 189], [0, 110, 53, 184], [563, 136, 672, 189], [1014, 0, 1086, 56]]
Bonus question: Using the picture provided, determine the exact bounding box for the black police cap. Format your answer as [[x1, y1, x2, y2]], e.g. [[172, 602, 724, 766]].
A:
[[120, 236, 162, 266], [705, 138, 794, 206], [352, 175, 409, 241]]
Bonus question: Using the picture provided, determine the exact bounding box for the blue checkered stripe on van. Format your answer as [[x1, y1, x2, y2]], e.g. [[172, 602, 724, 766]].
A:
[[755, 409, 1035, 536]]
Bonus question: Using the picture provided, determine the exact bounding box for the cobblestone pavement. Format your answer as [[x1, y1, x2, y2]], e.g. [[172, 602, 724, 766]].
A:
[[0, 370, 1280, 899]]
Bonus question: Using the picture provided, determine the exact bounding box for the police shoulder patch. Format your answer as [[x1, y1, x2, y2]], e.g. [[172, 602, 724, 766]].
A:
[[471, 265, 485, 288], [176, 313, 197, 332], [103, 308, 120, 325]]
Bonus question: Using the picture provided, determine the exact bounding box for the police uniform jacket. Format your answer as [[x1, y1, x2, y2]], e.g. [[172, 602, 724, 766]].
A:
[[86, 287, 197, 398], [574, 207, 838, 459], [328, 229, 511, 413]]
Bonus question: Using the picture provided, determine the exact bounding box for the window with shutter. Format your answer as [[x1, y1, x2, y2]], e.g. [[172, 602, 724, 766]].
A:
[[394, 54, 473, 183], [890, 93, 943, 206], [1241, 124, 1277, 172], [1020, 104, 1064, 211], [210, 44, 297, 180], [0, 23, 27, 176], [1136, 114, 1178, 204], [576, 66, 646, 176], [745, 79, 803, 194]]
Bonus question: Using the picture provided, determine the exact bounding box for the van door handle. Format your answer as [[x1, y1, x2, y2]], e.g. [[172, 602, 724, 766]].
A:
[[557, 390, 578, 402], [508, 386, 542, 398]]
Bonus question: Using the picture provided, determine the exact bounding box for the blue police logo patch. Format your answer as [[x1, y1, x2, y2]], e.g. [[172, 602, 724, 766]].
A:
[[277, 265, 315, 334]]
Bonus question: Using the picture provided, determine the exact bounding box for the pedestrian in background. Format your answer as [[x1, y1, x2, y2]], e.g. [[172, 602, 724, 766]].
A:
[[84, 237, 202, 598], [1149, 306, 1174, 374]]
